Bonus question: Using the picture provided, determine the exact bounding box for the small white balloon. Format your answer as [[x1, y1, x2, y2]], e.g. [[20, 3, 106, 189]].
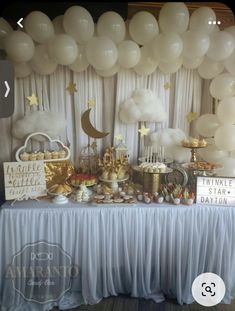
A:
[[157, 32, 183, 62], [215, 157, 235, 177], [158, 57, 182, 74], [95, 62, 120, 77], [224, 50, 235, 75], [47, 34, 78, 65], [133, 46, 157, 76], [209, 73, 235, 100], [216, 97, 235, 124], [199, 143, 228, 164], [215, 124, 235, 151], [198, 56, 224, 79], [14, 62, 32, 78], [159, 2, 189, 34], [118, 40, 141, 68], [129, 11, 159, 45], [69, 45, 89, 72], [182, 56, 204, 69], [189, 7, 216, 34], [224, 26, 235, 39], [52, 15, 65, 34], [5, 30, 35, 62], [30, 44, 57, 75], [195, 114, 220, 137], [97, 11, 126, 44], [0, 17, 13, 48], [25, 11, 54, 43], [207, 31, 234, 61], [63, 6, 94, 44], [182, 30, 210, 58]]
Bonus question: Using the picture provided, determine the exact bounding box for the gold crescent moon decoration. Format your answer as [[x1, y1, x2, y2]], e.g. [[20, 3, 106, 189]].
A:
[[81, 108, 109, 139]]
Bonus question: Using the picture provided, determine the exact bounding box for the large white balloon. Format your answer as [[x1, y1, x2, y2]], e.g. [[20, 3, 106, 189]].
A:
[[157, 32, 183, 62], [63, 6, 94, 44], [118, 40, 140, 68], [25, 11, 54, 43], [30, 44, 57, 75], [215, 157, 235, 177], [158, 57, 182, 74], [52, 15, 65, 34], [209, 73, 235, 100], [214, 124, 235, 151], [224, 26, 235, 39], [69, 45, 89, 72], [5, 31, 35, 62], [182, 31, 210, 58], [199, 143, 228, 164], [189, 7, 216, 34], [47, 34, 78, 65], [159, 2, 189, 34], [207, 31, 234, 61], [14, 62, 32, 78], [224, 50, 235, 75], [85, 36, 118, 70], [97, 11, 125, 44], [216, 97, 235, 124], [198, 57, 224, 79], [129, 11, 159, 45], [95, 62, 120, 77], [133, 46, 157, 75], [182, 56, 204, 69], [0, 17, 13, 48], [195, 114, 220, 137]]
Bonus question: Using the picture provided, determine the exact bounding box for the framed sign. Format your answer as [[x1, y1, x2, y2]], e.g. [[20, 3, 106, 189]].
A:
[[196, 176, 235, 206], [3, 161, 46, 200]]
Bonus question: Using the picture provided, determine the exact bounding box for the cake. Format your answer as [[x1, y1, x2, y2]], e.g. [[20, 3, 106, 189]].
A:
[[20, 152, 29, 161], [29, 153, 37, 161], [37, 152, 45, 160], [69, 173, 96, 186], [51, 150, 59, 159], [58, 149, 66, 158], [139, 162, 167, 173], [44, 151, 52, 160], [182, 138, 207, 148]]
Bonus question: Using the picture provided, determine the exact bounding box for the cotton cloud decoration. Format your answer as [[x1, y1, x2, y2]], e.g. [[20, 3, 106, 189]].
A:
[[119, 89, 166, 124], [12, 111, 66, 141]]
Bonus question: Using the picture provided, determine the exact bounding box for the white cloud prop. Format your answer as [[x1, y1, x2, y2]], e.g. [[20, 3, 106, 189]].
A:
[[150, 128, 191, 163], [119, 89, 166, 123], [12, 111, 66, 141]]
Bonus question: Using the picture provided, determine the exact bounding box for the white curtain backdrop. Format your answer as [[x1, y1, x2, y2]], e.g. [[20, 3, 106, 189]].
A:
[[0, 65, 212, 199]]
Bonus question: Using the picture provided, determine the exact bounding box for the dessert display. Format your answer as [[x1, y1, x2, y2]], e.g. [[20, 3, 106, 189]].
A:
[[139, 162, 167, 173], [48, 183, 72, 195], [69, 173, 97, 186], [184, 161, 221, 171], [92, 192, 136, 204], [181, 137, 207, 148], [71, 185, 92, 202], [19, 149, 68, 161]]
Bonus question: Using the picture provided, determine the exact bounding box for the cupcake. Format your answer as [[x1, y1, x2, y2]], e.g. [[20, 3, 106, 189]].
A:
[[44, 151, 52, 160], [58, 149, 66, 159], [37, 152, 45, 160], [29, 153, 37, 161], [20, 152, 29, 161], [51, 150, 59, 159]]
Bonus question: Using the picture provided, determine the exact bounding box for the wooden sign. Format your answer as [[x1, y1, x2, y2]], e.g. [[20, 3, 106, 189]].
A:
[[3, 161, 46, 200], [196, 176, 235, 206]]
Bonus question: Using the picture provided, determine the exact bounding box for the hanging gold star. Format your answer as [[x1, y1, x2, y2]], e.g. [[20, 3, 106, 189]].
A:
[[164, 82, 171, 90], [27, 93, 38, 106], [115, 134, 124, 141], [138, 125, 150, 137], [186, 112, 198, 123], [66, 83, 77, 94], [88, 99, 96, 108]]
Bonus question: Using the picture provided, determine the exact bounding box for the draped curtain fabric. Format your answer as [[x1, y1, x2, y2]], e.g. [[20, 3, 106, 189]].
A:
[[0, 66, 212, 199]]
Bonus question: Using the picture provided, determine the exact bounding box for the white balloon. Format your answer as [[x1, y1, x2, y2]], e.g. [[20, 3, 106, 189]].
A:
[[85, 36, 118, 70], [52, 15, 65, 34], [189, 7, 216, 34], [207, 31, 234, 61], [224, 26, 235, 39], [129, 11, 159, 45], [158, 57, 182, 74], [0, 17, 13, 48], [124, 20, 132, 40], [209, 73, 235, 100], [182, 30, 210, 58], [216, 97, 235, 124], [47, 34, 78, 65], [195, 114, 220, 137], [159, 2, 189, 34], [30, 44, 57, 75], [69, 45, 89, 72], [215, 124, 235, 151], [97, 11, 125, 44], [118, 40, 141, 68], [198, 56, 224, 79], [157, 32, 183, 62], [95, 62, 120, 77], [63, 6, 94, 44], [215, 157, 235, 177], [5, 30, 35, 62], [133, 46, 157, 75], [182, 56, 204, 69], [224, 50, 235, 75], [199, 143, 228, 164], [25, 11, 54, 43], [14, 62, 32, 78]]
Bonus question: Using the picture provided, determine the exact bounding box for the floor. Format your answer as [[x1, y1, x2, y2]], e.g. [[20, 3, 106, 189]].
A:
[[53, 295, 235, 311]]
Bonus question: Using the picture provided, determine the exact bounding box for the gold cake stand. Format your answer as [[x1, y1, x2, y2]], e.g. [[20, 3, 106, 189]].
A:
[[182, 145, 207, 162]]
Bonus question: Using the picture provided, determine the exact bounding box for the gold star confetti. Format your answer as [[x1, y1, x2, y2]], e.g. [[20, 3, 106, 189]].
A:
[[27, 93, 38, 106], [164, 82, 171, 90], [138, 125, 150, 137], [186, 112, 198, 123], [115, 134, 124, 141], [66, 83, 77, 94], [88, 99, 96, 108]]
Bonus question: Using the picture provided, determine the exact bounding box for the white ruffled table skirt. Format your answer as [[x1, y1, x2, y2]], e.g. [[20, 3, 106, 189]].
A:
[[0, 200, 235, 310]]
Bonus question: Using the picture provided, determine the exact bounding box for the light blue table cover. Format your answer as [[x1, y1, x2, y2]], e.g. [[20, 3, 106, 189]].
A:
[[0, 199, 235, 311]]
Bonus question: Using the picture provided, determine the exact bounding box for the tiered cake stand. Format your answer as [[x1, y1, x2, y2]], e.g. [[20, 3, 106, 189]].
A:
[[99, 175, 129, 193]]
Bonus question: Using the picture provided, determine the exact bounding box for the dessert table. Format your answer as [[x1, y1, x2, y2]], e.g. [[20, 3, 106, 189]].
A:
[[0, 199, 235, 311]]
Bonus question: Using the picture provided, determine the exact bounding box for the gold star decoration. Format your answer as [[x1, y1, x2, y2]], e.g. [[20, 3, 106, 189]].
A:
[[88, 99, 96, 108], [66, 83, 77, 94], [138, 125, 150, 137], [164, 82, 171, 90], [27, 93, 38, 106], [115, 134, 124, 142], [186, 112, 198, 123]]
